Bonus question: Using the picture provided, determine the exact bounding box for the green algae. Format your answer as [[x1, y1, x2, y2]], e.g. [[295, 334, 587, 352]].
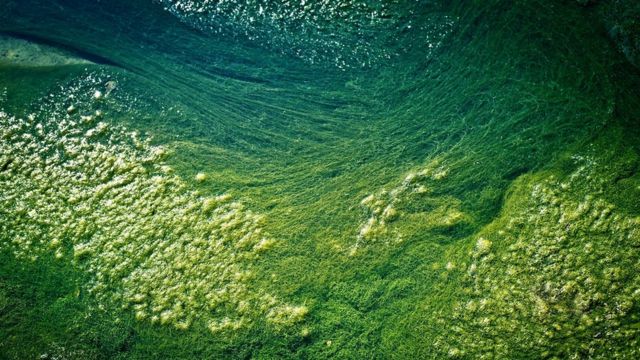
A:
[[0, 35, 92, 67], [0, 0, 640, 359], [0, 79, 307, 335], [433, 134, 640, 358]]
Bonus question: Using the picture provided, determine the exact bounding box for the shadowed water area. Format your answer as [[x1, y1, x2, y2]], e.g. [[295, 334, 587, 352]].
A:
[[1, 0, 640, 358]]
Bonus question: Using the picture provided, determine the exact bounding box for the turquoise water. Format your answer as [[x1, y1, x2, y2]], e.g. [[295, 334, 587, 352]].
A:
[[1, 0, 640, 358]]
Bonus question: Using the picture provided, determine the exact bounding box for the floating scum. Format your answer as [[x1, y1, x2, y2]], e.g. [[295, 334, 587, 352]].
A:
[[0, 72, 307, 334]]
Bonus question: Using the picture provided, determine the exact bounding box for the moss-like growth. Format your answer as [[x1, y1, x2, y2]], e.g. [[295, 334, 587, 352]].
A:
[[434, 147, 640, 358], [0, 76, 307, 335]]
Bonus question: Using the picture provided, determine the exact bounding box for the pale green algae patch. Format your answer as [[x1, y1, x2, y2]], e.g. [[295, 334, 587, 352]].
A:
[[433, 143, 640, 358], [0, 74, 307, 334], [354, 158, 470, 252], [0, 35, 91, 67]]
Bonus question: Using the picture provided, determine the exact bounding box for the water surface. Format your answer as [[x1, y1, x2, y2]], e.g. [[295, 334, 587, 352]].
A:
[[1, 0, 640, 358]]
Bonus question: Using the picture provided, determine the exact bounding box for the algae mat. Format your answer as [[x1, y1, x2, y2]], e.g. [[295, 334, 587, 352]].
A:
[[1, 0, 640, 359]]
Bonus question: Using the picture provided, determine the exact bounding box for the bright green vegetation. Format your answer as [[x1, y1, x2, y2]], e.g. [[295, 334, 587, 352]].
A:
[[1, 0, 640, 359], [434, 134, 640, 358], [0, 87, 305, 334]]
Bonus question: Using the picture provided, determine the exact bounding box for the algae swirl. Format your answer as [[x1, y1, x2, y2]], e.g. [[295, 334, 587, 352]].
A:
[[1, 0, 639, 358]]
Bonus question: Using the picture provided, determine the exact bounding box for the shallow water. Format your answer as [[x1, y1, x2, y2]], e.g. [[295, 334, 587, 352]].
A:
[[1, 0, 640, 359]]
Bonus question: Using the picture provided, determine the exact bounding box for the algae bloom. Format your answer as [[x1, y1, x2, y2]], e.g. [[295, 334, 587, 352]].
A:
[[1, 0, 640, 359]]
